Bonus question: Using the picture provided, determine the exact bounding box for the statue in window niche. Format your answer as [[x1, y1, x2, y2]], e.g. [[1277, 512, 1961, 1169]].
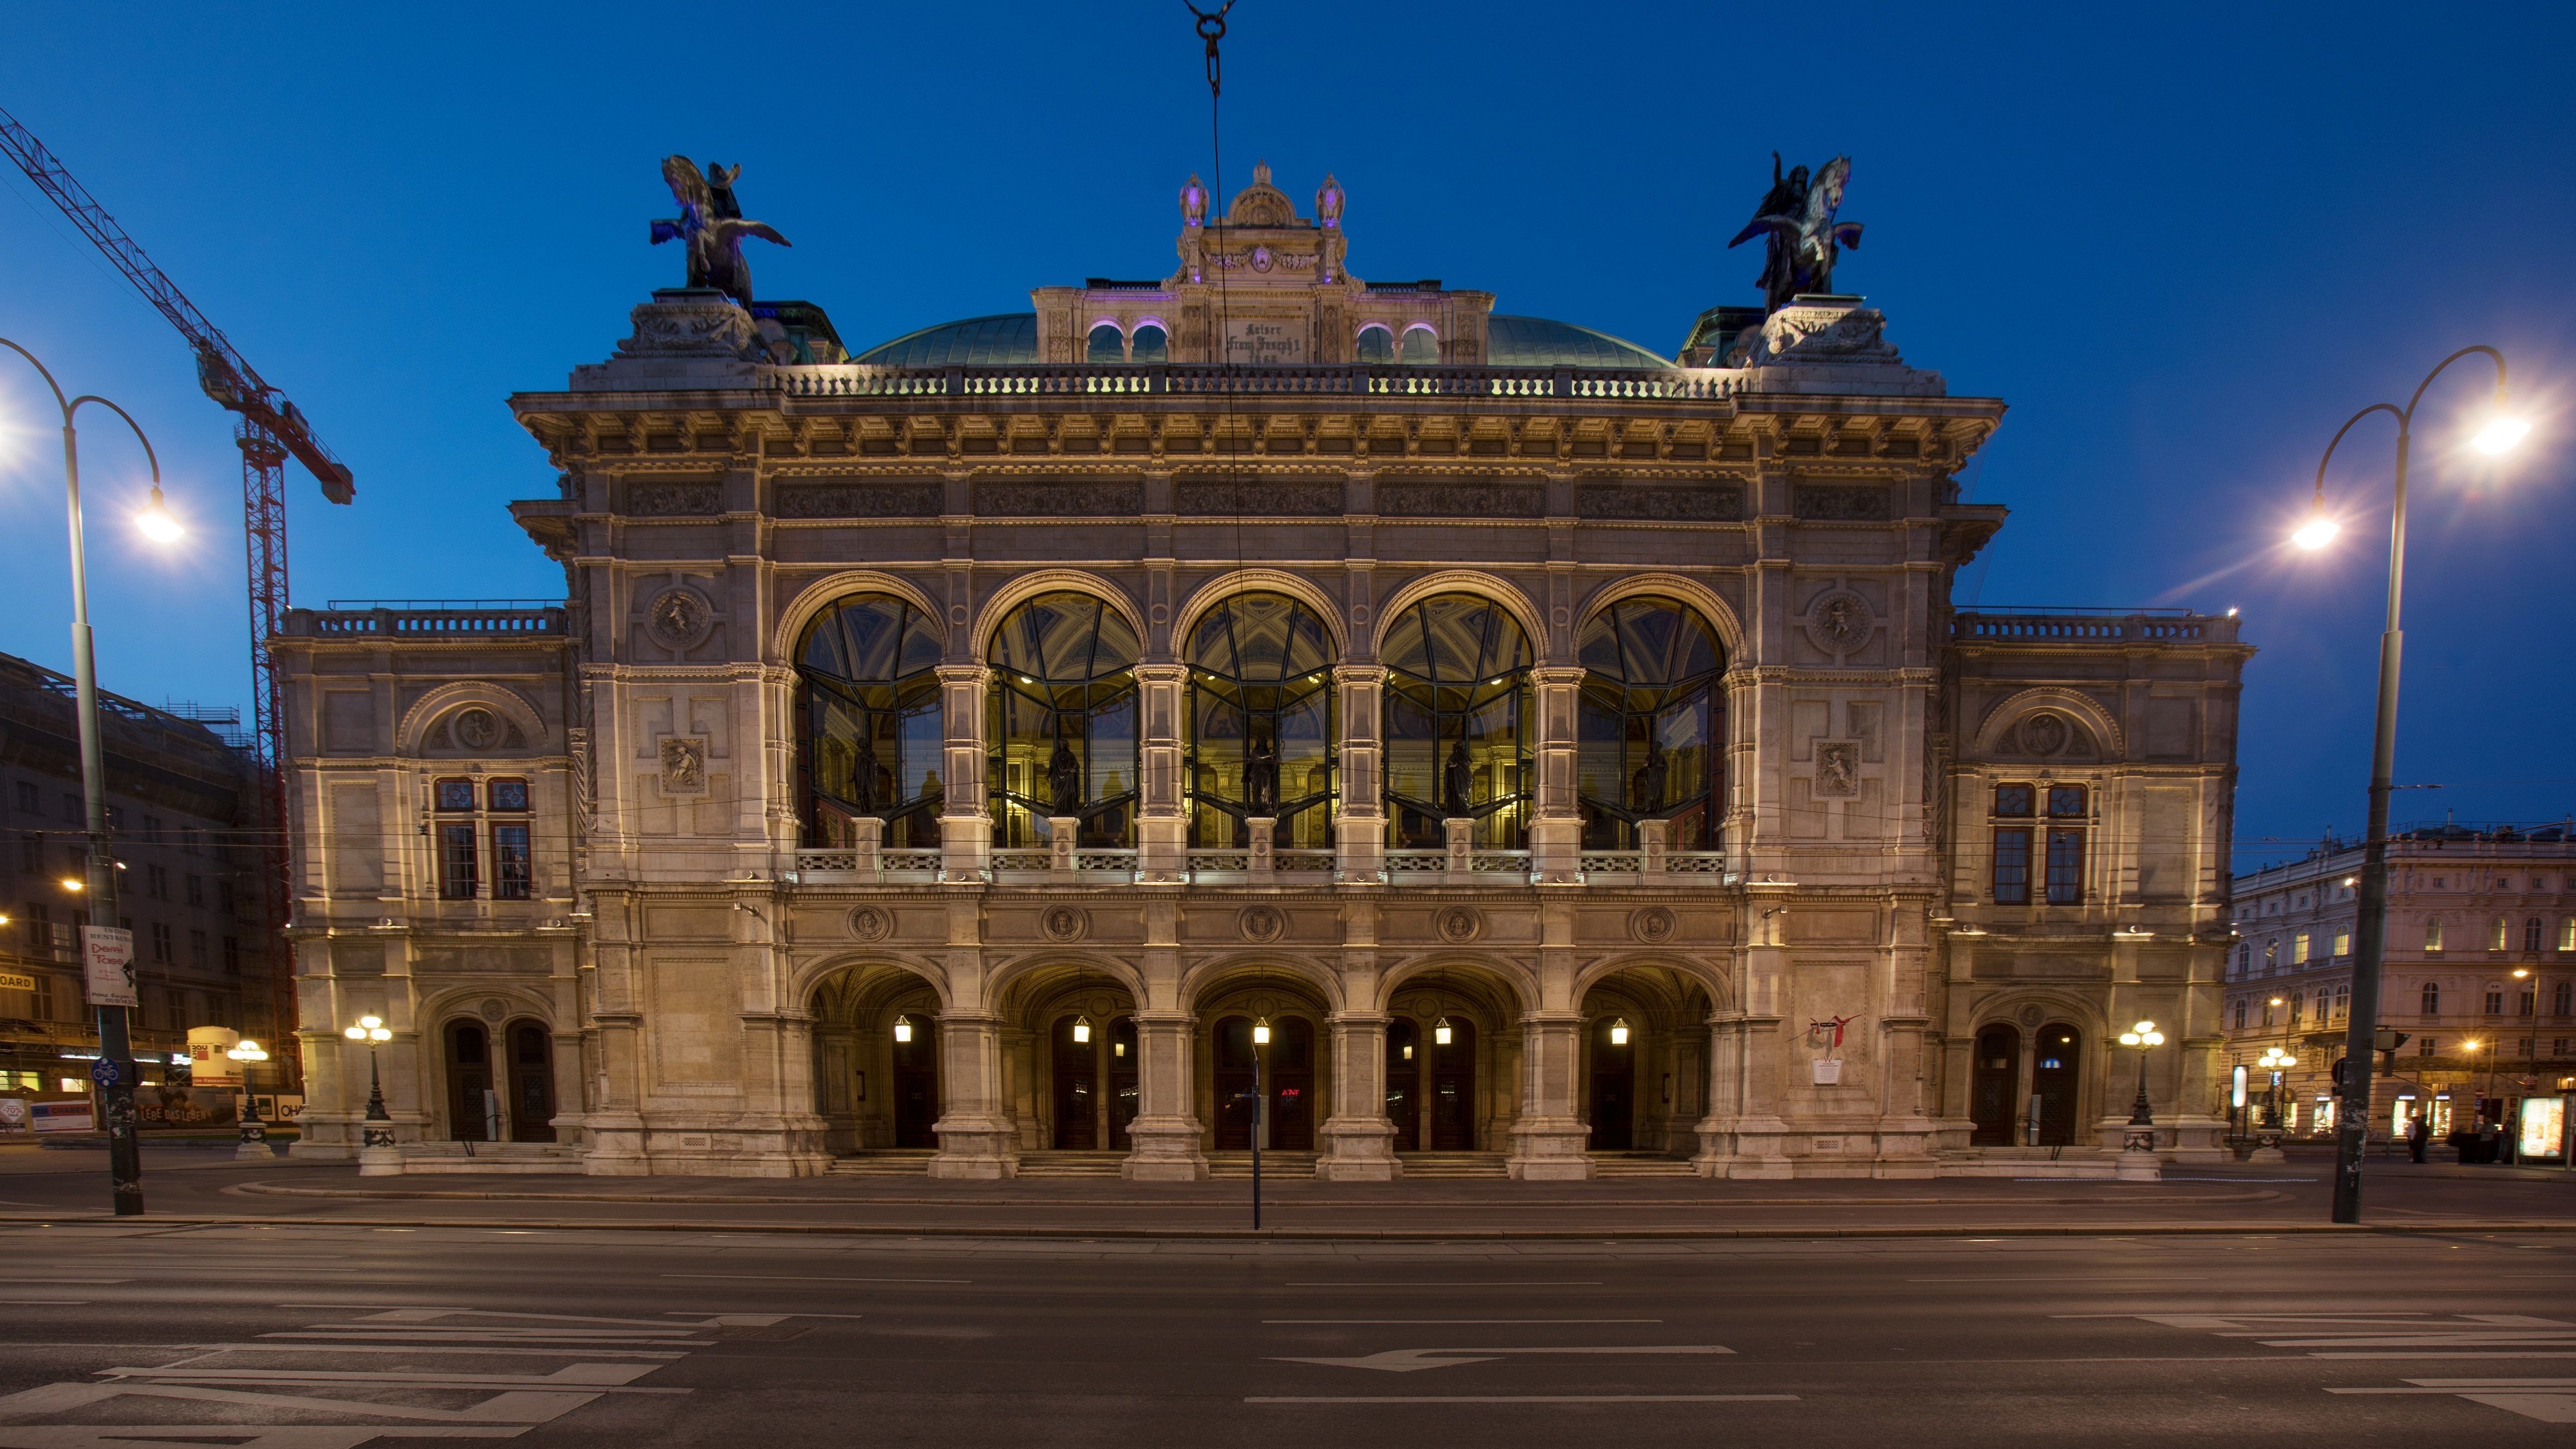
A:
[[1442, 739, 1473, 819], [1634, 741, 1669, 814], [1048, 730, 1084, 817], [848, 730, 881, 815], [1246, 734, 1279, 815], [651, 156, 791, 310], [1728, 153, 1865, 315]]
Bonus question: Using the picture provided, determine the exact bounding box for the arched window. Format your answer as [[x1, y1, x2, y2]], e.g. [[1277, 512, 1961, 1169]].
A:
[[1382, 593, 1533, 848], [1400, 325, 1439, 364], [2421, 982, 2440, 1017], [2526, 917, 2545, 953], [2424, 917, 2444, 952], [1184, 592, 1337, 849], [1575, 596, 1726, 851], [1355, 325, 1395, 364], [2232, 998, 2247, 1030], [2333, 983, 2350, 1020], [2290, 989, 2304, 1024], [797, 594, 946, 848], [1131, 324, 1169, 363], [2492, 916, 2509, 951], [1085, 323, 1124, 363], [988, 592, 1142, 847]]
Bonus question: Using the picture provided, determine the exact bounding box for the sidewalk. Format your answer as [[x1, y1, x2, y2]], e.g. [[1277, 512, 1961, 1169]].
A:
[[0, 1151, 2568, 1239]]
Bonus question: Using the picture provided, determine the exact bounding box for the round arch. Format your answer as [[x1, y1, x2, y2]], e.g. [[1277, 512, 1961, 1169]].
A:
[[1568, 953, 1734, 1016], [1972, 687, 2127, 759], [1176, 952, 1349, 1017], [1369, 571, 1548, 666], [1172, 569, 1351, 656], [794, 953, 953, 1016], [983, 951, 1152, 1020], [1572, 573, 1745, 658], [1371, 954, 1539, 1019], [971, 570, 1149, 661], [415, 985, 558, 1033], [394, 682, 549, 757], [773, 569, 946, 662]]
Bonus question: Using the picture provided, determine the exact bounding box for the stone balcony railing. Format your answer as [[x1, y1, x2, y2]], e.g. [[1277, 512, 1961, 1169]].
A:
[[279, 600, 567, 639], [785, 846, 1732, 887], [766, 360, 1747, 404], [1950, 608, 2237, 644]]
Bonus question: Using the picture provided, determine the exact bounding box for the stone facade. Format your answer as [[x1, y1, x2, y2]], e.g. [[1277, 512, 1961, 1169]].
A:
[[277, 168, 2250, 1179]]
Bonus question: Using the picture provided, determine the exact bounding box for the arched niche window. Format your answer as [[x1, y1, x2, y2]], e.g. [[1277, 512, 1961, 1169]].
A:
[[1131, 324, 1169, 363], [1382, 593, 1532, 848], [988, 591, 1141, 847], [1355, 325, 1395, 364], [1575, 596, 1726, 851], [1400, 325, 1439, 364], [1086, 323, 1124, 363], [796, 593, 946, 848], [1185, 592, 1337, 849]]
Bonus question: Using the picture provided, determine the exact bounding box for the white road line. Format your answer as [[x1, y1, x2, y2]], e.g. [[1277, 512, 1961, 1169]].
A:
[[1284, 1281, 1604, 1288], [1274, 1344, 1734, 1374], [662, 1274, 972, 1284], [1250, 1394, 1799, 1405], [1264, 1319, 1661, 1325]]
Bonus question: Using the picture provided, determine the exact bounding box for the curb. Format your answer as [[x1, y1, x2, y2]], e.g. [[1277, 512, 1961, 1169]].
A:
[[223, 1181, 2285, 1210], [0, 1209, 2570, 1241]]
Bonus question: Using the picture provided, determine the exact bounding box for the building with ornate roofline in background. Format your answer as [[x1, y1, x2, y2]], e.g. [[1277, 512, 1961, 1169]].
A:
[[273, 159, 2252, 1180]]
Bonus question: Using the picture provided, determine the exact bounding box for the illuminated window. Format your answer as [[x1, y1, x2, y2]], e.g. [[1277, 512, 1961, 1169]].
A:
[[2293, 932, 2311, 965], [1383, 594, 1533, 850], [2492, 917, 2509, 951], [2333, 931, 2351, 958], [1184, 592, 1337, 851], [2424, 918, 2444, 952], [1085, 323, 1124, 363], [987, 592, 1141, 850], [1575, 597, 1726, 852], [800, 593, 946, 851]]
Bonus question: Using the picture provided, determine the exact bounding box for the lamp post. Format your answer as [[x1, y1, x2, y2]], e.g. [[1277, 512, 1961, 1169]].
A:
[[2293, 347, 2526, 1220], [2, 338, 181, 1218], [1249, 1015, 1269, 1230], [344, 1015, 395, 1169], [2115, 1020, 2165, 1179], [227, 1037, 270, 1160], [2255, 1045, 2296, 1160]]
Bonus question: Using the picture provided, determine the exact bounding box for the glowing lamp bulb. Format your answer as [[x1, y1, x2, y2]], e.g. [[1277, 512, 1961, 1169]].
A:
[[135, 487, 183, 544], [2474, 414, 2531, 455], [1609, 1017, 1630, 1047], [1072, 1015, 1091, 1045], [1433, 1017, 1453, 1046], [892, 1015, 912, 1044], [2291, 510, 2339, 551], [1251, 1016, 1270, 1046], [343, 1026, 363, 1041]]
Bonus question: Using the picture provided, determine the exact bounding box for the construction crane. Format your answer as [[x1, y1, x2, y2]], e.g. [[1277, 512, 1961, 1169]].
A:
[[1, 104, 356, 1080]]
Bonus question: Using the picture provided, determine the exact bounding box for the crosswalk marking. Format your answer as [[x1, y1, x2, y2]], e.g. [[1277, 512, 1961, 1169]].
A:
[[2101, 1313, 2576, 1426]]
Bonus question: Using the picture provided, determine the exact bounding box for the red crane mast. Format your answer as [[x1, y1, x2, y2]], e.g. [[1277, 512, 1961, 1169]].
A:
[[1, 105, 356, 1081]]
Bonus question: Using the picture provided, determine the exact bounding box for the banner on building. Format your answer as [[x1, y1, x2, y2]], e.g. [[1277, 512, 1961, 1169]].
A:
[[79, 925, 136, 1008]]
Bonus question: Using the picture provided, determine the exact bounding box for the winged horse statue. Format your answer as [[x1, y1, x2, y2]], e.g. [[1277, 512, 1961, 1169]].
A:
[[1728, 154, 1864, 315], [650, 156, 790, 310]]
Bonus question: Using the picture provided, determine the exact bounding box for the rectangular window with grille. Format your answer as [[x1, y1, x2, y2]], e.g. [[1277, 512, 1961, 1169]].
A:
[[2044, 829, 2084, 905], [2419, 1037, 2436, 1057], [492, 824, 532, 900], [438, 824, 478, 899], [2294, 932, 2311, 964], [17, 833, 36, 875], [2487, 990, 2506, 1015], [1991, 827, 2031, 905]]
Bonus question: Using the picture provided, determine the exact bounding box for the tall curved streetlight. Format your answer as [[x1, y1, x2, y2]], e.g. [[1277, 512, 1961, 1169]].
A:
[[2292, 347, 2527, 1222], [1, 338, 181, 1218]]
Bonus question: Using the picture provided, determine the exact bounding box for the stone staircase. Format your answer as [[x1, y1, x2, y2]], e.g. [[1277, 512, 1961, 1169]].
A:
[[1587, 1151, 1699, 1178], [1011, 1150, 1128, 1178], [825, 1149, 935, 1177], [1397, 1151, 1509, 1179], [1207, 1151, 1318, 1179]]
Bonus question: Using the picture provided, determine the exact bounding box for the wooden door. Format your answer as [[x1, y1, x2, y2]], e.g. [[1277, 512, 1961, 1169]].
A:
[[1969, 1025, 2021, 1146], [1269, 1017, 1315, 1151], [1385, 1020, 1420, 1152], [2032, 1024, 2083, 1146], [1588, 1017, 1634, 1150], [892, 1016, 939, 1149], [1214, 1016, 1257, 1150], [1430, 1018, 1476, 1150], [1051, 1016, 1097, 1148], [443, 1021, 494, 1141], [1108, 1017, 1139, 1150], [503, 1021, 556, 1143]]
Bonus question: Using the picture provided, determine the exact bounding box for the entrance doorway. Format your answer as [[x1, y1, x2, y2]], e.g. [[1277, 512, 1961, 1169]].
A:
[[444, 1020, 497, 1141], [1430, 1016, 1476, 1150], [502, 1020, 555, 1143], [1385, 1019, 1420, 1151], [1587, 1016, 1635, 1150], [891, 1013, 939, 1148], [1969, 1024, 2020, 1145], [2032, 1023, 2083, 1146], [1049, 1013, 1135, 1150], [1212, 1015, 1315, 1150]]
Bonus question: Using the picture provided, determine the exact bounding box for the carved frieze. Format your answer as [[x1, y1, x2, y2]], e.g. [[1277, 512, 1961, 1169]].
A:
[[1175, 477, 1343, 516], [1793, 485, 1891, 521], [975, 480, 1145, 517], [1577, 481, 1745, 521], [626, 482, 722, 516], [1377, 479, 1545, 519], [775, 481, 944, 518]]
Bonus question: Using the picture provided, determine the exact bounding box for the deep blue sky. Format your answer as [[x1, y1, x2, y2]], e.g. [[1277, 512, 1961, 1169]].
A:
[[2, 3, 2570, 867]]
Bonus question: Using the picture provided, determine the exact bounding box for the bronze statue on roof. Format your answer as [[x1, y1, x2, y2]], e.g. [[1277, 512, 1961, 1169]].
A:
[[651, 156, 791, 310], [1729, 153, 1865, 315]]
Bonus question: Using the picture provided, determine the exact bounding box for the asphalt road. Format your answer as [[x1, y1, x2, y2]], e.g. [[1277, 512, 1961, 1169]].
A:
[[0, 1219, 2570, 1445]]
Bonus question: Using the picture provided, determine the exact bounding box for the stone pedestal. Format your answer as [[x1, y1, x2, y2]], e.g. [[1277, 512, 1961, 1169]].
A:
[[1049, 819, 1081, 874], [1443, 817, 1475, 885], [2114, 1123, 2164, 1182], [850, 814, 884, 879], [1123, 1013, 1208, 1181], [1246, 819, 1276, 883], [1506, 1013, 1593, 1179], [1318, 1013, 1400, 1181], [930, 1015, 1019, 1179]]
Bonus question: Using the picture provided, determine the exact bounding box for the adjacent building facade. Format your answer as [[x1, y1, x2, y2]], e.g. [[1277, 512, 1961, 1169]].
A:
[[0, 650, 277, 1112], [2225, 827, 2576, 1142], [279, 165, 2251, 1178]]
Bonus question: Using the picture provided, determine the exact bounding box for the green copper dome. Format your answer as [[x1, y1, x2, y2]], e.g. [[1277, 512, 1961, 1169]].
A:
[[851, 311, 1672, 369]]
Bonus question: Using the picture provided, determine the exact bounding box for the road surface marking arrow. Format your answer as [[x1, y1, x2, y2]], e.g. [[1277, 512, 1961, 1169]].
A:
[[1270, 1344, 1734, 1374]]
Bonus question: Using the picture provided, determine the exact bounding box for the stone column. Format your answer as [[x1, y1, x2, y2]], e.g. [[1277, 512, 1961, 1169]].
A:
[[1246, 818, 1276, 882], [1697, 896, 1793, 1177], [1135, 663, 1188, 883], [936, 664, 990, 883], [929, 1013, 1017, 1178], [1529, 665, 1584, 885], [1333, 665, 1388, 884], [1318, 1011, 1399, 1180], [1123, 1010, 1208, 1180], [1507, 1010, 1592, 1178]]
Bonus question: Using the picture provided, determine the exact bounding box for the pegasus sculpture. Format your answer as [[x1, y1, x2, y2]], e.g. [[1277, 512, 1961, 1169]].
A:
[[1728, 154, 1864, 315], [650, 156, 790, 310]]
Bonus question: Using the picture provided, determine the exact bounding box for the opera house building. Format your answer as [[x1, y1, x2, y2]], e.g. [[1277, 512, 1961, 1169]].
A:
[[276, 163, 2250, 1180]]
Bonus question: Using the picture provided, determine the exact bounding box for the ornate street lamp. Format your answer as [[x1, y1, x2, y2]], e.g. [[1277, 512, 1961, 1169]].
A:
[[2119, 1020, 2166, 1130], [1072, 1014, 1092, 1046], [1248, 1015, 1270, 1230], [343, 1015, 394, 1150], [1608, 1017, 1631, 1047], [891, 1014, 913, 1044], [1433, 1016, 1453, 1047], [2289, 345, 2529, 1223], [2257, 1045, 2297, 1128], [227, 1037, 271, 1159]]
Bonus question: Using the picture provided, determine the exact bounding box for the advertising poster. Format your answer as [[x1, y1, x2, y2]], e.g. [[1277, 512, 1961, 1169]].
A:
[[2520, 1096, 2566, 1160], [79, 925, 138, 1008], [31, 1100, 95, 1133]]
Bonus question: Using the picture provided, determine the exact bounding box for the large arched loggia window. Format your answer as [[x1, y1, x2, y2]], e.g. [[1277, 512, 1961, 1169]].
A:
[[1185, 592, 1336, 849], [988, 591, 1142, 848], [1382, 593, 1532, 848], [797, 593, 946, 848], [1576, 596, 1726, 850]]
